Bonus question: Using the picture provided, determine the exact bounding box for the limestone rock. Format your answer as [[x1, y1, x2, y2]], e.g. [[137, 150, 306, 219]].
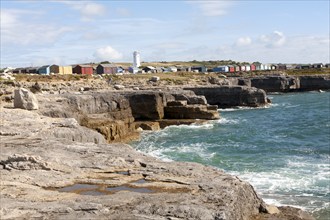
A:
[[265, 204, 280, 214], [299, 75, 330, 91], [30, 82, 42, 93], [124, 91, 165, 120], [250, 76, 300, 92], [14, 88, 39, 110], [114, 84, 125, 90], [150, 76, 160, 82], [169, 90, 208, 105], [164, 105, 219, 120], [185, 86, 269, 108], [1, 154, 51, 171], [167, 100, 187, 107], [135, 121, 160, 131]]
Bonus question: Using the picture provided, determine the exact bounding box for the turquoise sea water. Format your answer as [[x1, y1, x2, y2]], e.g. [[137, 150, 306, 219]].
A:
[[132, 91, 330, 219]]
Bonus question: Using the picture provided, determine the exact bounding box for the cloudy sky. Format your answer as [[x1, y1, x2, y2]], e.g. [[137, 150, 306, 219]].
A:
[[1, 0, 329, 68]]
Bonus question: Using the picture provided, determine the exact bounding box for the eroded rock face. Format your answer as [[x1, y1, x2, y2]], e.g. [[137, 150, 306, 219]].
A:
[[185, 86, 269, 108], [123, 91, 165, 120], [14, 88, 39, 110], [250, 76, 300, 92], [36, 90, 219, 142], [299, 75, 330, 91], [37, 92, 135, 142]]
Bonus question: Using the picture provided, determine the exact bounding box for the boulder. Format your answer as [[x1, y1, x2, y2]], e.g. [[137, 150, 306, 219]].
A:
[[169, 90, 208, 105], [150, 76, 160, 82], [135, 121, 160, 131], [0, 72, 15, 81], [114, 84, 125, 90], [30, 82, 42, 93], [14, 88, 39, 110]]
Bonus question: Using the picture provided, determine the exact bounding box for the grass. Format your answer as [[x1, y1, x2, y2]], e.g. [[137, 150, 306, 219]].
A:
[[4, 69, 330, 85], [13, 74, 94, 82], [285, 68, 330, 76]]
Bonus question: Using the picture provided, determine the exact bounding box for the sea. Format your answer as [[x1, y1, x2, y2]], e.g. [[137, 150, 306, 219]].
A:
[[131, 91, 330, 220]]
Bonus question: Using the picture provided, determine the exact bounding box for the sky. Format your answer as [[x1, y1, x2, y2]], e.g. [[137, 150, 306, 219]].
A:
[[1, 0, 329, 68]]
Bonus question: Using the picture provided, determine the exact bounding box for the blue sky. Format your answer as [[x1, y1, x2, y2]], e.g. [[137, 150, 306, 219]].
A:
[[1, 0, 329, 68]]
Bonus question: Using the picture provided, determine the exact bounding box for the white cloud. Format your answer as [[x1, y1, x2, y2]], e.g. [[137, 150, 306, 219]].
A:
[[236, 37, 252, 46], [58, 1, 106, 21], [0, 9, 71, 46], [260, 31, 286, 47], [188, 1, 233, 16], [93, 46, 123, 61]]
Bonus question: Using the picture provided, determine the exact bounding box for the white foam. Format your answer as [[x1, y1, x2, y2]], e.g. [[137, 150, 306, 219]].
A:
[[162, 122, 214, 131], [216, 118, 240, 124], [218, 103, 277, 112]]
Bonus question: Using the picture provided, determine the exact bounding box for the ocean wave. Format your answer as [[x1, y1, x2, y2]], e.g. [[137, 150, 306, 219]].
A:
[[135, 141, 216, 163], [229, 167, 330, 214], [218, 105, 272, 112], [215, 118, 240, 124], [162, 122, 214, 131]]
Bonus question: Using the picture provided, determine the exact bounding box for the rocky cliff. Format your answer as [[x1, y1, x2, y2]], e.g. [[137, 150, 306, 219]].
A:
[[0, 107, 314, 220], [35, 89, 219, 142], [229, 75, 330, 93], [184, 86, 269, 108]]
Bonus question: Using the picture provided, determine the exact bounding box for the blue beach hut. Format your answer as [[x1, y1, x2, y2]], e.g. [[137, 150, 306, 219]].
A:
[[37, 65, 50, 75]]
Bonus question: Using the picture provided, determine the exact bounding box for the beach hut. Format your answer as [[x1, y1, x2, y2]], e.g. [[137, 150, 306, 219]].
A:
[[62, 66, 73, 74], [277, 64, 287, 70], [244, 65, 251, 72], [13, 68, 27, 74], [296, 64, 311, 69], [37, 65, 50, 75], [49, 65, 72, 74], [128, 66, 140, 74], [263, 64, 271, 70], [167, 66, 178, 72], [270, 64, 277, 70], [250, 64, 256, 71], [142, 66, 156, 73], [191, 66, 207, 73], [177, 66, 189, 72], [213, 66, 228, 73], [228, 65, 235, 73], [73, 65, 93, 75], [312, 63, 323, 69], [50, 65, 60, 74], [96, 64, 118, 74], [254, 64, 261, 71], [234, 65, 241, 72]]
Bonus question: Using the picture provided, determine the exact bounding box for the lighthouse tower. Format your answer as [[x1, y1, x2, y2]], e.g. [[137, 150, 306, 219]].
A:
[[133, 51, 141, 68]]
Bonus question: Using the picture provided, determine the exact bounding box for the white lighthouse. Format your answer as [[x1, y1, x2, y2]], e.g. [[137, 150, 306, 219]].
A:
[[133, 51, 141, 68]]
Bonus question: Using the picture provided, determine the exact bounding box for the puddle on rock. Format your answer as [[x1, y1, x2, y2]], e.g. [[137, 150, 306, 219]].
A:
[[115, 171, 129, 175], [106, 185, 154, 193], [54, 179, 154, 196]]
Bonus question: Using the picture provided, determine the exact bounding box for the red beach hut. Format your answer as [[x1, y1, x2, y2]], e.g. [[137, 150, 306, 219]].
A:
[[73, 65, 93, 75]]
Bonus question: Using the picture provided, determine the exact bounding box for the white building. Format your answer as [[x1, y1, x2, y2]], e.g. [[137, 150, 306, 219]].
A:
[[133, 51, 141, 68]]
